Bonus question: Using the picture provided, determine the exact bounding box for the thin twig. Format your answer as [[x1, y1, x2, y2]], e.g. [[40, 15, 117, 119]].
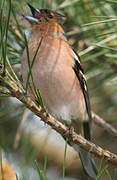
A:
[[92, 112, 117, 137]]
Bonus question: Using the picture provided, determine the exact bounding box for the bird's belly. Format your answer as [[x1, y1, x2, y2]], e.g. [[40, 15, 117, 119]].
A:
[[32, 63, 87, 123]]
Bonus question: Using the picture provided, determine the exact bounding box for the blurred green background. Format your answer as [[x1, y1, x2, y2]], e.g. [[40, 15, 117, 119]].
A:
[[0, 0, 117, 179]]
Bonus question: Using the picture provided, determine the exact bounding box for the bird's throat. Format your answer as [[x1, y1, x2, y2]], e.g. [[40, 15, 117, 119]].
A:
[[32, 22, 65, 39]]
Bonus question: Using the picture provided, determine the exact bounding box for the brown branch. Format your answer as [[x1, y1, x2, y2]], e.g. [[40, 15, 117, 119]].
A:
[[92, 112, 117, 137], [0, 71, 117, 166]]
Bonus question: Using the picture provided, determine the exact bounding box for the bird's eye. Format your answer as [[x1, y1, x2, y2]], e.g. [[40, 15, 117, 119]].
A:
[[48, 15, 53, 18]]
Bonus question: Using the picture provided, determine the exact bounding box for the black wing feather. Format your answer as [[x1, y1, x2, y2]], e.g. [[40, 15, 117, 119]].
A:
[[72, 49, 92, 140]]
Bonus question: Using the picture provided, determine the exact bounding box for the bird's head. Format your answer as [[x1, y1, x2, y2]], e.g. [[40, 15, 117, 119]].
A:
[[23, 3, 66, 25]]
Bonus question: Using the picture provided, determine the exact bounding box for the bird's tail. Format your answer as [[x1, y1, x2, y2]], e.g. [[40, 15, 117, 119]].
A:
[[79, 147, 98, 179], [73, 121, 98, 179]]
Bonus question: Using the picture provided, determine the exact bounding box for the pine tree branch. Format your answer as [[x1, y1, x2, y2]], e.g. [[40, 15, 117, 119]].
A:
[[92, 112, 117, 137], [0, 70, 117, 166]]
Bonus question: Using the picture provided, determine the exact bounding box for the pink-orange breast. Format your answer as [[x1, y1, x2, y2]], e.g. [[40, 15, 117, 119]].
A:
[[21, 33, 87, 123]]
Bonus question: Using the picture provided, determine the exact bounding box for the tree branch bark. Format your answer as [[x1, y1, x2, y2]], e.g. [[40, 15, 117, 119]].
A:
[[0, 70, 117, 166], [92, 112, 117, 137]]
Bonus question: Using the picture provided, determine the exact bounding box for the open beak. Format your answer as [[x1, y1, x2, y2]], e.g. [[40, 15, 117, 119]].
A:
[[22, 3, 41, 23], [27, 3, 41, 16], [22, 14, 39, 23]]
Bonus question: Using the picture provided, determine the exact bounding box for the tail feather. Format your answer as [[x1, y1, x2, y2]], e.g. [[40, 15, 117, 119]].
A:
[[83, 121, 91, 141], [73, 121, 98, 179], [79, 148, 98, 179]]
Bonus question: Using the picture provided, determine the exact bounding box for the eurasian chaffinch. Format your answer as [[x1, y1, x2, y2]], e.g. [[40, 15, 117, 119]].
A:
[[21, 3, 97, 179]]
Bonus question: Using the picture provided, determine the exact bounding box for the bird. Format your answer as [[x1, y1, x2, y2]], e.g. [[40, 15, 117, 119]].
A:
[[21, 3, 98, 179]]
